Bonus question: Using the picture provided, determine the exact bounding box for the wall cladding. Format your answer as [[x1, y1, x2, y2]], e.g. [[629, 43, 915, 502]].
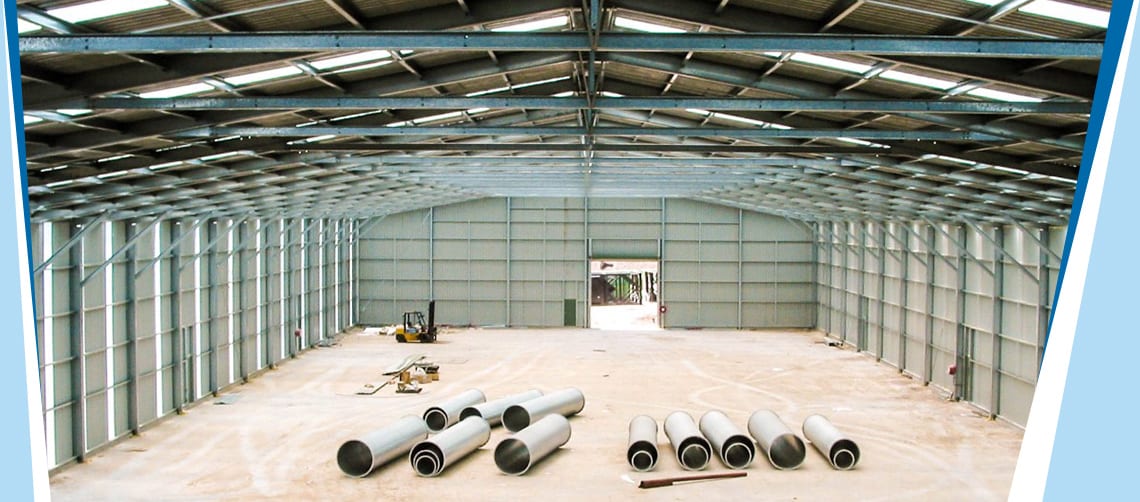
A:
[[358, 197, 814, 328], [816, 220, 1063, 427], [33, 217, 356, 470]]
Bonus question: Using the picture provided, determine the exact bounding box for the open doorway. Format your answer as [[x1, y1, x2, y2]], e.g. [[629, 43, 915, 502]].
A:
[[589, 260, 659, 330]]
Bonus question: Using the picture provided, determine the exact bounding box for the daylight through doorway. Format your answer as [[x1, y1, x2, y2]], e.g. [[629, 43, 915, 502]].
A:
[[589, 260, 659, 330]]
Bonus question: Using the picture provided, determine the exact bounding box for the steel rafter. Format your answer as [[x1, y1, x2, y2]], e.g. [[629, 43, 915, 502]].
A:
[[20, 32, 1102, 58], [61, 96, 1091, 114]]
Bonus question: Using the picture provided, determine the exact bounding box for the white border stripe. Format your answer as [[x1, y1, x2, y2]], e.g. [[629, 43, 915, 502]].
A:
[[1009, 2, 1140, 499], [5, 32, 52, 502]]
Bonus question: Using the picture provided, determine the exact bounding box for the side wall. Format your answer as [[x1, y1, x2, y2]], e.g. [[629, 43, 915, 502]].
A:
[[358, 197, 814, 328], [815, 220, 1064, 427], [33, 216, 356, 470]]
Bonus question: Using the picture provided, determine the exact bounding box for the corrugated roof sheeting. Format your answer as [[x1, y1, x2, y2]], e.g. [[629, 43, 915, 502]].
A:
[[14, 0, 1106, 225]]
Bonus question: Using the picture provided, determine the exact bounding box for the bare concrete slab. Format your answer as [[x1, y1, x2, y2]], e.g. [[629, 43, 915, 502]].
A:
[[49, 328, 1022, 501]]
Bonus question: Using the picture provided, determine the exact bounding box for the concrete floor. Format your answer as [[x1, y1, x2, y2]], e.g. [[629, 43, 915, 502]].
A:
[[50, 328, 1023, 501]]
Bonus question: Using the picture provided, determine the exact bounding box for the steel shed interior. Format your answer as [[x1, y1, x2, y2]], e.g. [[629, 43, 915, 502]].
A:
[[17, 0, 1098, 474]]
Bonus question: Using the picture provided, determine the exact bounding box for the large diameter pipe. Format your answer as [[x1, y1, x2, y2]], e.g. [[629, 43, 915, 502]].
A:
[[699, 411, 756, 470], [494, 414, 572, 475], [626, 415, 659, 472], [747, 410, 806, 470], [459, 389, 543, 427], [802, 414, 861, 470], [664, 411, 712, 471], [336, 416, 429, 477], [501, 388, 585, 433], [408, 416, 491, 477], [423, 389, 486, 433]]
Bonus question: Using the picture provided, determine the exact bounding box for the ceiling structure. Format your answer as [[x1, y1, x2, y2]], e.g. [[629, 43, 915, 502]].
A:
[[16, 0, 1108, 225]]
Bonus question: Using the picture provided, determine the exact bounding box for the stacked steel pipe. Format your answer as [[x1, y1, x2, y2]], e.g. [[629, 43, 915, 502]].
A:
[[409, 416, 491, 477], [664, 411, 712, 471], [626, 415, 659, 472], [337, 416, 430, 477], [803, 414, 860, 470], [502, 387, 585, 432], [699, 411, 756, 470], [748, 410, 806, 470]]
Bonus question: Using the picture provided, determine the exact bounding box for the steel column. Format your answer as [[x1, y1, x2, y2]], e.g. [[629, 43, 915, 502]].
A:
[[991, 225, 1005, 419], [68, 223, 86, 462]]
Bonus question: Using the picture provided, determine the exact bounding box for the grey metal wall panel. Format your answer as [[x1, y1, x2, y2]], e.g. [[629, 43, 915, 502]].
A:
[[815, 220, 1063, 427]]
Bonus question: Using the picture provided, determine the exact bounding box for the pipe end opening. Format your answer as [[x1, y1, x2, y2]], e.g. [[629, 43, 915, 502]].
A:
[[336, 440, 373, 477], [424, 409, 448, 432], [723, 438, 755, 469], [769, 434, 807, 470], [413, 453, 439, 477], [831, 440, 860, 470], [679, 442, 710, 471], [494, 438, 532, 475], [628, 446, 656, 472], [502, 406, 531, 433], [459, 408, 482, 422]]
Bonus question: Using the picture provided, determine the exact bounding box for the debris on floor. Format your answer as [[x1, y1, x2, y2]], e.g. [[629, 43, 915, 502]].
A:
[[214, 395, 240, 405]]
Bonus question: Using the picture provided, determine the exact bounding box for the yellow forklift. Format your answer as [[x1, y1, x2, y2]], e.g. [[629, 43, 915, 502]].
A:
[[395, 300, 438, 343]]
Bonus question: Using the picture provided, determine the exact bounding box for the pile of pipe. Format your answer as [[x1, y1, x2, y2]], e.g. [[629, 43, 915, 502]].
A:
[[335, 387, 585, 478], [626, 410, 858, 472]]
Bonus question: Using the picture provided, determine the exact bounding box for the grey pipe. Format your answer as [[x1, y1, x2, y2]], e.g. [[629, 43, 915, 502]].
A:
[[502, 388, 585, 433], [336, 416, 429, 477], [747, 410, 806, 470], [408, 416, 491, 477], [699, 411, 756, 470], [626, 415, 659, 472], [664, 411, 712, 471], [494, 414, 572, 475], [459, 389, 543, 427], [423, 389, 486, 433], [802, 414, 860, 470]]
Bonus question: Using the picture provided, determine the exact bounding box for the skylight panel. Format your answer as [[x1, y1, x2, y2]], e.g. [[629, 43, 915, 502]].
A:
[[879, 70, 958, 90], [966, 87, 1043, 102], [492, 14, 569, 32], [1021, 0, 1109, 28], [24, 115, 43, 125], [286, 135, 336, 146], [467, 86, 511, 97], [713, 112, 768, 127], [138, 82, 213, 99], [198, 151, 244, 161], [789, 53, 873, 74], [310, 51, 391, 71], [614, 16, 686, 33], [224, 66, 304, 86], [964, 0, 1109, 28], [58, 109, 92, 116], [17, 19, 42, 34], [466, 108, 490, 115], [149, 161, 183, 171], [512, 76, 571, 90], [331, 60, 394, 74], [413, 111, 464, 124], [49, 0, 168, 24]]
